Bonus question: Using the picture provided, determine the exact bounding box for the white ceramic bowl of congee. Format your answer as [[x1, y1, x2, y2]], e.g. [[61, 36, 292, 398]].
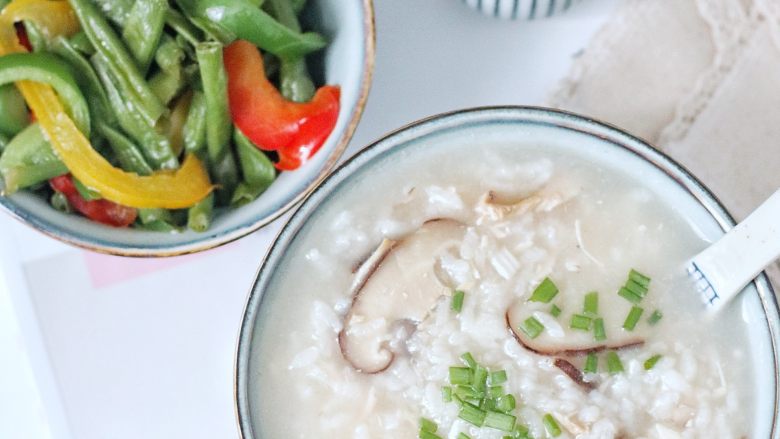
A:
[[235, 107, 779, 438]]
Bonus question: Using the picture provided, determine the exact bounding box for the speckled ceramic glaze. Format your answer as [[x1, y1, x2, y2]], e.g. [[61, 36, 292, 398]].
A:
[[0, 0, 375, 257], [462, 0, 582, 20], [234, 107, 780, 438]]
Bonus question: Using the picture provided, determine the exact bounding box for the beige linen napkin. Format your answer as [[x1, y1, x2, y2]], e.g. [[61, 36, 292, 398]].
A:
[[549, 0, 780, 283]]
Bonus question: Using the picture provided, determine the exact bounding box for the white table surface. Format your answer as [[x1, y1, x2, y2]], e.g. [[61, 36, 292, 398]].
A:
[[0, 0, 619, 437]]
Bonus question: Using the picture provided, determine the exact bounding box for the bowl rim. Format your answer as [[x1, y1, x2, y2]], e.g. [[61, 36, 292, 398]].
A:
[[0, 0, 377, 258], [234, 105, 780, 438]]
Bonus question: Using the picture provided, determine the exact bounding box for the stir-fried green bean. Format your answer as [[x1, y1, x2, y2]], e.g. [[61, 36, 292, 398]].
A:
[[0, 124, 67, 193], [0, 84, 28, 138], [266, 0, 315, 102], [122, 0, 168, 73], [23, 21, 48, 52], [232, 129, 275, 206], [164, 9, 203, 46], [89, 0, 133, 27], [98, 124, 153, 176], [187, 193, 214, 232], [66, 32, 95, 55], [183, 91, 207, 155], [69, 0, 166, 125], [196, 42, 230, 163]]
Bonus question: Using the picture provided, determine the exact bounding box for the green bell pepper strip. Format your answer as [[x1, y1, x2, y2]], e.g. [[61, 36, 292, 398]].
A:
[[68, 0, 166, 125], [0, 52, 90, 135], [0, 83, 28, 137], [176, 0, 326, 58], [122, 0, 167, 73], [0, 123, 67, 193]]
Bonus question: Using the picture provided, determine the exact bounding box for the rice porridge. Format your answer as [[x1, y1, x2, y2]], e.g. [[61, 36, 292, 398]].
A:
[[248, 144, 753, 438]]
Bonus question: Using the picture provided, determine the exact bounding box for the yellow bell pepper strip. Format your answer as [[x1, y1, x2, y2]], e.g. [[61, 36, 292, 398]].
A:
[[0, 0, 213, 209]]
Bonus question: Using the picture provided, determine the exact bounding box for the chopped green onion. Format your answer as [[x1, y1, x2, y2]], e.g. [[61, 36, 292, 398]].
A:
[[644, 354, 662, 370], [454, 385, 481, 400], [420, 418, 438, 433], [461, 352, 477, 369], [529, 277, 559, 303], [622, 306, 644, 331], [480, 398, 496, 411], [550, 304, 562, 318], [593, 317, 606, 341], [570, 314, 593, 331], [496, 394, 516, 412], [584, 291, 599, 315], [488, 385, 504, 399], [625, 279, 648, 297], [648, 309, 663, 325], [458, 401, 487, 427], [449, 367, 472, 385], [484, 410, 516, 432], [489, 370, 508, 385], [606, 351, 624, 374], [442, 386, 453, 402], [419, 430, 443, 439], [542, 413, 562, 437], [472, 365, 488, 391], [629, 269, 651, 288], [520, 317, 545, 339], [456, 433, 471, 439], [584, 352, 598, 373], [618, 287, 642, 304], [452, 290, 466, 313], [514, 424, 532, 439]]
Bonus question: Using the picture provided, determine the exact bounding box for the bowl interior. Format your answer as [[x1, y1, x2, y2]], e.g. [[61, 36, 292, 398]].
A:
[[0, 0, 373, 256], [237, 107, 779, 438]]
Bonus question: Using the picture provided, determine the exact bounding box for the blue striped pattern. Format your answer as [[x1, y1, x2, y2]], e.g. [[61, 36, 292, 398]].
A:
[[463, 0, 580, 20]]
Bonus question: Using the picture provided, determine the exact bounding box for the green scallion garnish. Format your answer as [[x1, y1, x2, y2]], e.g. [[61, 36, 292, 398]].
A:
[[644, 354, 662, 370], [513, 423, 532, 439], [593, 317, 606, 341], [420, 418, 438, 433], [455, 385, 481, 400], [648, 309, 663, 325], [606, 351, 624, 374], [472, 365, 488, 392], [629, 269, 651, 288], [456, 433, 471, 439], [520, 316, 545, 339], [496, 394, 516, 412], [489, 370, 508, 385], [570, 314, 593, 331], [584, 352, 598, 373], [584, 291, 599, 315], [458, 401, 487, 427], [550, 304, 562, 318], [618, 287, 642, 304], [529, 277, 559, 303], [442, 386, 452, 402], [452, 290, 466, 313], [484, 410, 516, 432], [622, 306, 644, 331], [488, 385, 503, 399], [419, 430, 443, 439], [461, 352, 477, 369], [542, 413, 562, 437], [625, 279, 647, 298], [449, 367, 472, 385]]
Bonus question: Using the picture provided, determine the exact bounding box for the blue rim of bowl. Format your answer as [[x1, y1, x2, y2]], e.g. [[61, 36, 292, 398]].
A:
[[234, 105, 780, 438], [0, 0, 377, 258]]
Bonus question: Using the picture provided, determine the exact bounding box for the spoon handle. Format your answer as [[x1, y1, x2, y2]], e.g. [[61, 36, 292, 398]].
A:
[[690, 189, 780, 309]]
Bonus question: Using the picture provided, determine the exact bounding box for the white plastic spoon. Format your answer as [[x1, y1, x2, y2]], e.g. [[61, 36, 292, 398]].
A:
[[689, 189, 780, 311]]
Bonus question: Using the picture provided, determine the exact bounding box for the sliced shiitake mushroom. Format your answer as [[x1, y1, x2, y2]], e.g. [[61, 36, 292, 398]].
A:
[[553, 358, 596, 391], [505, 301, 645, 357], [339, 219, 466, 373]]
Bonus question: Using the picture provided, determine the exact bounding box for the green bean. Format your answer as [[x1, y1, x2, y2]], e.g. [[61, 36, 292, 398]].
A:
[[89, 0, 133, 27], [212, 149, 239, 206], [155, 35, 185, 76], [66, 32, 95, 55], [187, 193, 214, 232], [0, 84, 28, 138], [50, 191, 72, 213], [0, 124, 67, 194], [149, 70, 185, 105], [149, 36, 186, 105], [291, 0, 307, 14], [183, 91, 207, 155], [23, 21, 48, 52], [138, 208, 175, 225], [69, 0, 166, 125], [0, 132, 9, 153], [51, 36, 116, 130], [234, 130, 275, 188], [266, 0, 315, 102], [92, 54, 178, 170], [135, 218, 181, 232], [164, 9, 203, 47], [196, 42, 231, 164], [122, 0, 168, 73], [97, 124, 153, 176]]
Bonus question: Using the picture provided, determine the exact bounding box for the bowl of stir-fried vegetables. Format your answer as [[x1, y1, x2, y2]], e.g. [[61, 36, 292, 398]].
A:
[[0, 0, 374, 256]]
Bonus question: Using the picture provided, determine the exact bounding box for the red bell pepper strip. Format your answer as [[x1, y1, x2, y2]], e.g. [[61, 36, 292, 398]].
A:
[[50, 175, 137, 227], [224, 40, 340, 171]]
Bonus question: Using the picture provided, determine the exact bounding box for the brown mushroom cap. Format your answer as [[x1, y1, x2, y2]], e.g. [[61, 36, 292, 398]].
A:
[[339, 219, 466, 373]]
